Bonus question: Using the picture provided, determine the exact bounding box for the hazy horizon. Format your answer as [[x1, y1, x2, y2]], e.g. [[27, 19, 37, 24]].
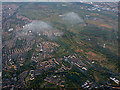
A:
[[0, 0, 119, 2]]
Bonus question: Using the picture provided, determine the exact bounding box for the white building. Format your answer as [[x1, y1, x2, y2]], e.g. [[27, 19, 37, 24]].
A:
[[110, 77, 119, 84], [8, 28, 13, 32]]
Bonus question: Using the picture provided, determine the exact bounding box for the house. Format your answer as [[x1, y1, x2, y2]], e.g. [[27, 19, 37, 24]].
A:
[[110, 77, 119, 84], [8, 28, 13, 32], [29, 70, 35, 80], [0, 72, 2, 77], [82, 67, 87, 70]]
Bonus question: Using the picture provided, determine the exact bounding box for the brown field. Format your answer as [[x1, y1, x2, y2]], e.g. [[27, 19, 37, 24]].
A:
[[86, 20, 113, 29]]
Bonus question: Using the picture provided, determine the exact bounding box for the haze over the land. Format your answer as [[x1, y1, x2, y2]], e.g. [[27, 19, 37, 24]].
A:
[[19, 20, 63, 38], [1, 0, 119, 2], [62, 12, 84, 24], [23, 21, 54, 33]]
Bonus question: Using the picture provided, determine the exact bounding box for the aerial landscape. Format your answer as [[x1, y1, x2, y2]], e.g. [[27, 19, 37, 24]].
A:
[[2, 2, 119, 89]]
